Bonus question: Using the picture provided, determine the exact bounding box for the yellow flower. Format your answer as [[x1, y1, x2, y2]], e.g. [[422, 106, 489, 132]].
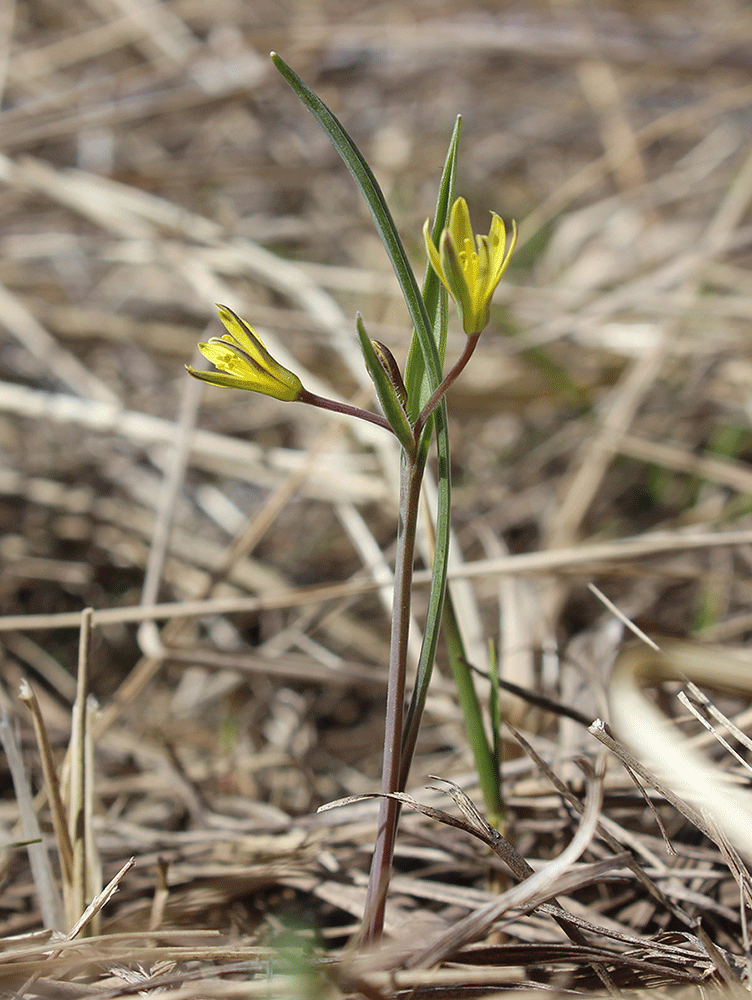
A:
[[186, 305, 303, 401], [424, 197, 516, 335]]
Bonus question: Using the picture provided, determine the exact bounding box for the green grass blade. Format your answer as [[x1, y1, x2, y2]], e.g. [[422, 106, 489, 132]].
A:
[[399, 123, 462, 787], [404, 116, 461, 421], [401, 117, 503, 820], [442, 597, 503, 824]]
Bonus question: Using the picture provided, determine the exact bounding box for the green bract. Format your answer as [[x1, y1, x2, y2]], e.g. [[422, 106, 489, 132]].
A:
[[356, 316, 415, 454], [424, 197, 517, 335], [186, 305, 303, 401]]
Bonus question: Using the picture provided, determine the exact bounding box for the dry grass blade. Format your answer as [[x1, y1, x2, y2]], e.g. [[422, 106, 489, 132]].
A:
[[589, 721, 712, 844], [67, 609, 96, 932], [606, 641, 752, 860], [404, 759, 605, 969], [67, 857, 135, 942], [1, 526, 752, 634], [678, 688, 752, 777], [0, 706, 64, 932], [17, 681, 74, 887]]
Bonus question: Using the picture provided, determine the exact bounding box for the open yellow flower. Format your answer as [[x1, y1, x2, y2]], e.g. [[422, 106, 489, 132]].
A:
[[424, 197, 517, 335], [186, 305, 303, 401]]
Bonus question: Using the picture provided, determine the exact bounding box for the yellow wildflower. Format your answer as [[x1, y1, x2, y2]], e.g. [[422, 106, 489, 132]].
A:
[[424, 197, 516, 335], [187, 306, 303, 401]]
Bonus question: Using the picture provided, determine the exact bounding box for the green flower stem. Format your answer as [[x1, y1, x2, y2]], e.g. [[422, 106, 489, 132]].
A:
[[414, 333, 480, 438], [362, 453, 424, 944], [298, 389, 393, 434], [398, 414, 446, 787]]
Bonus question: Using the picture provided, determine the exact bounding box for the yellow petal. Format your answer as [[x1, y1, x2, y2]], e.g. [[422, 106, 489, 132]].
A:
[[423, 219, 450, 293], [199, 340, 256, 378], [449, 197, 473, 251]]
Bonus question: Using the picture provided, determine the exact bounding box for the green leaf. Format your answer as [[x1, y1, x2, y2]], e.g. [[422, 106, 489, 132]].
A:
[[398, 122, 462, 789], [400, 119, 504, 822], [404, 116, 462, 421], [488, 641, 502, 804], [442, 599, 503, 824], [271, 52, 442, 396]]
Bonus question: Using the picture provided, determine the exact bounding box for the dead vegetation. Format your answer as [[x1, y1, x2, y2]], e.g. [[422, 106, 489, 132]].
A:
[[2, 0, 752, 996]]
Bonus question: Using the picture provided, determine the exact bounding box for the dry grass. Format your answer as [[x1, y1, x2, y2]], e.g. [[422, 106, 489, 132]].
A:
[[2, 0, 752, 996]]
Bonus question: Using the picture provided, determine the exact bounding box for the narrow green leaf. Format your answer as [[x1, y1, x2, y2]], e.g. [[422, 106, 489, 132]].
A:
[[400, 118, 503, 822], [404, 116, 462, 421], [442, 597, 504, 825], [488, 640, 502, 798], [271, 52, 442, 394], [398, 122, 462, 789]]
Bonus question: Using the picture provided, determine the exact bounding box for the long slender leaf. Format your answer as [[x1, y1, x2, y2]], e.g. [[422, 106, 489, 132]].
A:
[[398, 123, 461, 786], [404, 117, 461, 420], [271, 53, 442, 393], [444, 593, 502, 824], [401, 118, 503, 820]]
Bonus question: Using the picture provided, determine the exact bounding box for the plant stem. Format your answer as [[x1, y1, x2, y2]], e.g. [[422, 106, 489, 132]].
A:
[[414, 334, 479, 438], [399, 416, 446, 788], [361, 453, 424, 944], [299, 389, 393, 434]]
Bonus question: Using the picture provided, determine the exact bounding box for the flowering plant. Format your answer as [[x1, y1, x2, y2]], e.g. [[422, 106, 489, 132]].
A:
[[189, 52, 516, 944]]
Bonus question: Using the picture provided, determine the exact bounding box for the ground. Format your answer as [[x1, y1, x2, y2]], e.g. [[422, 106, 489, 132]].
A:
[[1, 1, 752, 996]]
